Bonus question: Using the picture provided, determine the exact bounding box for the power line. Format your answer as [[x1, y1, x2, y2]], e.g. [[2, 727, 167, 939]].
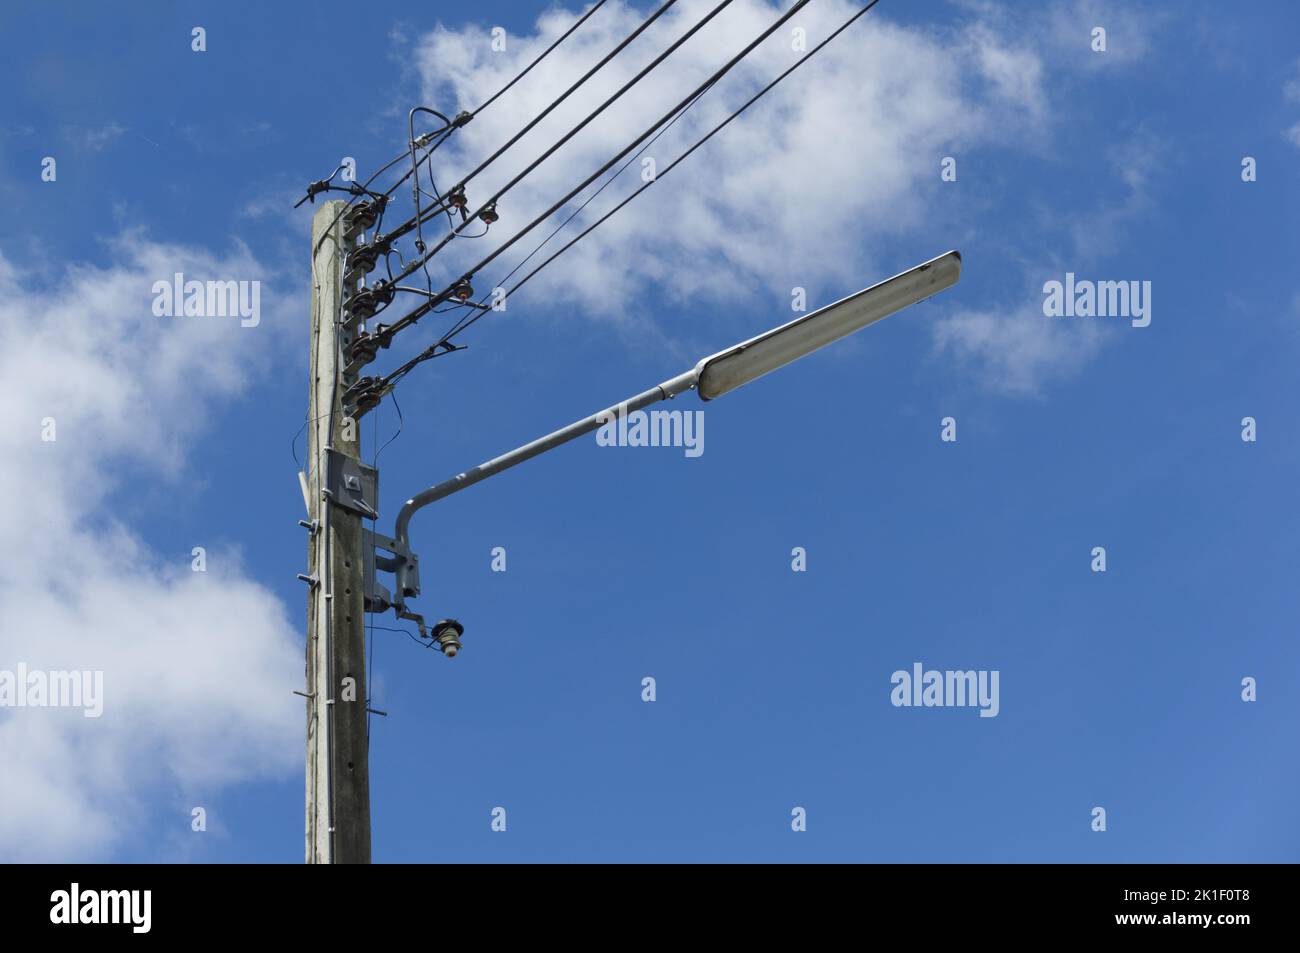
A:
[[377, 0, 680, 248], [449, 79, 719, 342], [301, 0, 619, 235], [497, 0, 886, 309], [473, 0, 612, 115], [303, 0, 613, 258], [318, 2, 685, 337], [445, 0, 885, 346], [384, 0, 735, 289], [462, 0, 807, 278], [375, 0, 810, 349], [305, 123, 460, 275]]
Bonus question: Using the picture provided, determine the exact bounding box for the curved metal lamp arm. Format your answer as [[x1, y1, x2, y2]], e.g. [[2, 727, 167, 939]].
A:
[[389, 369, 699, 599], [388, 249, 960, 606]]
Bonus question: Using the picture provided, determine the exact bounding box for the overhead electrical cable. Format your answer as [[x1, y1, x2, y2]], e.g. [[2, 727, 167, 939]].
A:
[[375, 0, 812, 347], [487, 0, 887, 312], [472, 0, 613, 115], [384, 0, 737, 288], [376, 0, 681, 248], [303, 0, 617, 260], [434, 0, 886, 353], [444, 80, 719, 343]]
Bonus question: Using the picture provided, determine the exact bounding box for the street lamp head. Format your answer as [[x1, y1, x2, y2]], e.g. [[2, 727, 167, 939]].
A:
[[694, 250, 962, 401]]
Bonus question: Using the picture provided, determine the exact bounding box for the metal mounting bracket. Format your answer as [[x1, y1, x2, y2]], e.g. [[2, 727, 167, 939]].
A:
[[363, 527, 421, 613], [324, 449, 378, 518]]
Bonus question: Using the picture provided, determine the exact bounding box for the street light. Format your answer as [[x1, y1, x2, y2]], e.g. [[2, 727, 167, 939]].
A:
[[379, 250, 962, 629], [695, 250, 961, 400]]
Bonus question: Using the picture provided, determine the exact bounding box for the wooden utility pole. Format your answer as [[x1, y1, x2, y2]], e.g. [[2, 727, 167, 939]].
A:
[[305, 200, 371, 863]]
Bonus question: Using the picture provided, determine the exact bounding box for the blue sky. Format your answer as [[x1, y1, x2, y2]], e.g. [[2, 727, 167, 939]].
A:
[[1, 0, 1298, 862]]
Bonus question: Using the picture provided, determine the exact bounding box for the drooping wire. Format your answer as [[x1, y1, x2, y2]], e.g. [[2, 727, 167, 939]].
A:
[[307, 126, 457, 275], [369, 624, 437, 649], [409, 108, 462, 298], [366, 390, 381, 739], [304, 102, 475, 306], [291, 410, 334, 471], [375, 389, 405, 466]]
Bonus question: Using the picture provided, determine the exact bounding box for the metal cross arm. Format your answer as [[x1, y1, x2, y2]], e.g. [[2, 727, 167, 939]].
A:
[[382, 250, 961, 617]]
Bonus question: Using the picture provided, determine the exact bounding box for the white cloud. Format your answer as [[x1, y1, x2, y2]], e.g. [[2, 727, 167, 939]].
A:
[[1045, 0, 1155, 67], [1068, 128, 1161, 260], [405, 0, 1166, 397], [1284, 59, 1300, 148], [65, 122, 127, 153], [0, 235, 302, 860], [932, 128, 1157, 393], [964, 23, 1048, 121], [1284, 58, 1300, 103], [933, 301, 1110, 397], [409, 0, 1051, 314]]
